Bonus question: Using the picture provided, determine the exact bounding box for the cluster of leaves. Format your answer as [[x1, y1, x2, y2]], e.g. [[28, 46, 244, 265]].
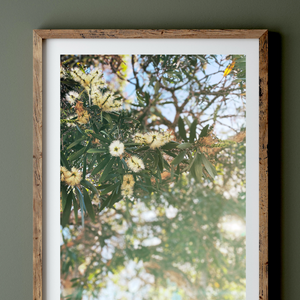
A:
[[60, 59, 218, 228]]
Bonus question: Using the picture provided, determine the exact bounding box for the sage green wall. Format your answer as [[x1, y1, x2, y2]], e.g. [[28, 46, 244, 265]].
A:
[[0, 0, 296, 298]]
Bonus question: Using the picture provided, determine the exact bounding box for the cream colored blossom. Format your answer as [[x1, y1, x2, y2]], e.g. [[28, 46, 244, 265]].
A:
[[162, 130, 175, 143], [60, 66, 66, 79], [133, 130, 174, 149], [60, 166, 68, 181], [126, 155, 145, 173], [64, 167, 82, 186], [121, 186, 134, 198], [92, 91, 123, 112], [92, 194, 101, 205], [146, 132, 165, 149], [122, 174, 135, 189], [133, 133, 146, 144], [77, 110, 90, 124], [109, 140, 124, 157], [66, 91, 79, 105], [70, 68, 105, 92]]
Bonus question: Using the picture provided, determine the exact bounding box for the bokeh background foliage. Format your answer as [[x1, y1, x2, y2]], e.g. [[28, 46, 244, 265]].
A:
[[60, 54, 246, 299]]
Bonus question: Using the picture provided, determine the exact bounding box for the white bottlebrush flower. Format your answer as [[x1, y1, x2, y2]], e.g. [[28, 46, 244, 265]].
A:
[[60, 166, 68, 181], [162, 130, 175, 143], [109, 140, 125, 157], [105, 100, 123, 112], [122, 174, 135, 189], [92, 91, 123, 112], [146, 132, 166, 149], [92, 91, 112, 107], [89, 69, 105, 87], [133, 133, 146, 144], [66, 91, 79, 105], [70, 68, 105, 92], [126, 155, 145, 173], [144, 132, 154, 144], [70, 68, 85, 83], [92, 194, 101, 205], [64, 167, 82, 186], [121, 186, 134, 198], [60, 66, 66, 79]]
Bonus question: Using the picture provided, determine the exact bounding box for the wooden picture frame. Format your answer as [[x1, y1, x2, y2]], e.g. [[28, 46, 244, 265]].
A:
[[33, 29, 268, 300]]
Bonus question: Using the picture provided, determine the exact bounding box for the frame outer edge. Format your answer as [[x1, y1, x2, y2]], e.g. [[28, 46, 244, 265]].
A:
[[33, 29, 269, 299], [259, 30, 268, 300], [33, 29, 267, 39], [33, 30, 43, 300]]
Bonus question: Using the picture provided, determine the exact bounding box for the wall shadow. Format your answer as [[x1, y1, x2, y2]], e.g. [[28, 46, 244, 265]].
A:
[[268, 31, 282, 300]]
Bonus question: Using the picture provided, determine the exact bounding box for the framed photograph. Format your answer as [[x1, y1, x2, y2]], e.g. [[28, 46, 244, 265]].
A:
[[33, 29, 268, 300]]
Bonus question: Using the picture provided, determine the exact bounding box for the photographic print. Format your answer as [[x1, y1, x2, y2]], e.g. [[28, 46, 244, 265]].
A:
[[60, 54, 246, 300]]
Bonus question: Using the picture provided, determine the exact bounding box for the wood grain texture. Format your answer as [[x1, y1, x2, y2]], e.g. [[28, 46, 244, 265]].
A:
[[33, 31, 43, 300], [34, 29, 267, 39], [259, 30, 269, 300], [33, 29, 269, 300]]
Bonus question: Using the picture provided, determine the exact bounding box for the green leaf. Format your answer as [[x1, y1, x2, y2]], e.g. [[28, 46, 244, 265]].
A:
[[135, 183, 150, 193], [61, 152, 70, 169], [145, 93, 150, 105], [157, 149, 164, 172], [163, 158, 171, 171], [76, 125, 87, 136], [99, 191, 115, 212], [199, 124, 209, 138], [201, 153, 217, 178], [124, 117, 140, 124], [189, 119, 198, 142], [171, 151, 186, 166], [124, 143, 142, 147], [161, 141, 179, 150], [80, 179, 98, 194], [90, 133, 110, 143], [100, 181, 120, 195], [99, 157, 116, 183], [193, 153, 203, 182], [61, 184, 68, 211], [183, 116, 191, 127], [88, 155, 97, 172], [61, 192, 73, 227], [75, 186, 85, 227], [67, 137, 86, 150], [178, 117, 187, 141], [163, 150, 177, 158], [170, 165, 175, 180], [134, 146, 150, 152], [68, 146, 87, 161], [103, 112, 113, 124], [82, 188, 95, 222], [108, 190, 122, 208], [177, 143, 192, 149], [136, 93, 145, 106], [87, 148, 106, 154], [72, 193, 78, 224], [182, 153, 197, 172], [82, 155, 87, 179], [91, 156, 110, 176]]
